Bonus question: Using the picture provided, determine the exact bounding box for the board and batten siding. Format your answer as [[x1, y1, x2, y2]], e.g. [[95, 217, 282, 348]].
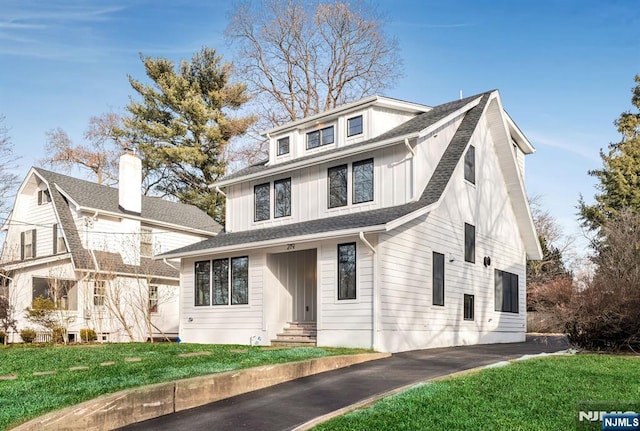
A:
[[226, 144, 414, 233], [179, 253, 265, 344]]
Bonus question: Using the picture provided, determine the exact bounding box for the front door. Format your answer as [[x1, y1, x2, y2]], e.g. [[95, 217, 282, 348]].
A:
[[291, 248, 317, 322]]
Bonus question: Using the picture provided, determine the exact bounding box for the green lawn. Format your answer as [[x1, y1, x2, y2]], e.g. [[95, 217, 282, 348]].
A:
[[314, 354, 640, 431], [0, 343, 365, 430]]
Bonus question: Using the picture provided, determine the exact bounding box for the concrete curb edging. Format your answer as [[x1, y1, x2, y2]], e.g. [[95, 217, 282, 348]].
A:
[[291, 349, 577, 431], [11, 352, 390, 431]]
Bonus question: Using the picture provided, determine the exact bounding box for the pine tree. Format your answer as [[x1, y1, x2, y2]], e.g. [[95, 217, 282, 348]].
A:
[[579, 75, 640, 230], [122, 48, 255, 223]]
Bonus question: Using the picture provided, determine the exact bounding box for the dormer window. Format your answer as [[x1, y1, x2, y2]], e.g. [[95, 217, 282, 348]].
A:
[[277, 137, 290, 156], [38, 189, 51, 205], [307, 126, 334, 149], [347, 115, 363, 137]]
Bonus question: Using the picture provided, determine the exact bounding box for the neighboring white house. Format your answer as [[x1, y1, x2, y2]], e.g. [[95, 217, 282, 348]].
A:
[[160, 90, 542, 353], [0, 152, 221, 342]]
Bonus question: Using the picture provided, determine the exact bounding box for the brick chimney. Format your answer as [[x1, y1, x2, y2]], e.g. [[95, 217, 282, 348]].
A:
[[118, 150, 142, 214]]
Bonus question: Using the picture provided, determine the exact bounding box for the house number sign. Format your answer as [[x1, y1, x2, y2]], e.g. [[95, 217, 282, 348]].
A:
[[286, 244, 295, 250]]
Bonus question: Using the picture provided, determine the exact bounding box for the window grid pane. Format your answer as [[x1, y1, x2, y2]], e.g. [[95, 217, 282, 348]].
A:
[[277, 137, 290, 155], [231, 257, 249, 305], [432, 252, 445, 306], [254, 183, 270, 221], [347, 115, 363, 137], [212, 259, 229, 305], [464, 294, 474, 320], [353, 159, 373, 204], [338, 243, 356, 300], [464, 145, 475, 184], [274, 178, 291, 218], [195, 261, 211, 306], [328, 165, 348, 208], [321, 126, 334, 145], [464, 223, 475, 263], [306, 130, 320, 149]]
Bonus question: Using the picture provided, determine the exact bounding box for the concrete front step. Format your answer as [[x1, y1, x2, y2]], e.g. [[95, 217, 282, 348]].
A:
[[286, 322, 317, 328], [270, 339, 317, 347], [278, 329, 317, 336], [274, 335, 317, 342]]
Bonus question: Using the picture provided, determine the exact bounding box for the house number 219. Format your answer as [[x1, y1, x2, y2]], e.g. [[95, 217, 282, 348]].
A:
[[286, 244, 295, 250]]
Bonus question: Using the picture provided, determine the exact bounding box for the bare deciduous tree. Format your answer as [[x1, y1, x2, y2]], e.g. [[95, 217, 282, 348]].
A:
[[0, 115, 19, 217], [40, 113, 127, 185], [226, 0, 403, 163]]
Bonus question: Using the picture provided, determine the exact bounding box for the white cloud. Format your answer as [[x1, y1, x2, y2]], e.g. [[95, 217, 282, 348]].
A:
[[528, 130, 603, 162]]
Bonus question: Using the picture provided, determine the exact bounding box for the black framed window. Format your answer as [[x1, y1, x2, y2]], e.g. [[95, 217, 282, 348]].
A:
[[254, 183, 270, 221], [328, 165, 348, 208], [212, 258, 229, 305], [274, 178, 291, 218], [464, 145, 475, 184], [231, 256, 249, 305], [307, 126, 334, 149], [495, 269, 519, 313], [194, 261, 211, 306], [337, 243, 356, 300], [464, 294, 474, 320], [353, 159, 373, 204], [464, 223, 475, 263], [277, 137, 290, 155], [432, 252, 445, 306], [347, 115, 363, 137]]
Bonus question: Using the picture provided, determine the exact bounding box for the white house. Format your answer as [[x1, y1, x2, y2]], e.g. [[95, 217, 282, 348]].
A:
[[0, 153, 221, 342], [160, 90, 542, 353]]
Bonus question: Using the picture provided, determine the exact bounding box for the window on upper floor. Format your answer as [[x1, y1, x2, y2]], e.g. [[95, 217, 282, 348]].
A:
[[149, 285, 159, 313], [306, 125, 334, 149], [337, 243, 356, 300], [21, 229, 36, 260], [464, 223, 475, 263], [464, 145, 475, 184], [254, 183, 271, 222], [495, 269, 519, 313], [277, 137, 290, 156], [347, 115, 363, 137], [432, 251, 445, 306], [53, 223, 67, 254], [38, 189, 51, 205], [140, 227, 153, 257], [353, 159, 373, 204], [328, 165, 348, 208], [274, 178, 291, 218]]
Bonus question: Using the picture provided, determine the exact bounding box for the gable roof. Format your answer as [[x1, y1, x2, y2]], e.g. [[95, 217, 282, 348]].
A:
[[160, 92, 492, 259], [218, 92, 486, 186], [33, 168, 221, 234]]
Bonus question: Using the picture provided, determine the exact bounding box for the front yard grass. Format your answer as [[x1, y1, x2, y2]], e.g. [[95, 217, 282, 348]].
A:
[[314, 354, 640, 431], [0, 343, 365, 430]]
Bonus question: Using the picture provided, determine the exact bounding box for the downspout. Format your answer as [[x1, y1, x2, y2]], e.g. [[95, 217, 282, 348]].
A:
[[359, 232, 379, 351], [162, 258, 179, 271], [214, 186, 226, 197], [405, 138, 417, 202]]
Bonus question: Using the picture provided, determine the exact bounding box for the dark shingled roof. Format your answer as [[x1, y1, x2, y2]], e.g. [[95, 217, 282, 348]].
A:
[[34, 168, 222, 234], [221, 92, 485, 183], [162, 92, 490, 256], [30, 168, 218, 277]]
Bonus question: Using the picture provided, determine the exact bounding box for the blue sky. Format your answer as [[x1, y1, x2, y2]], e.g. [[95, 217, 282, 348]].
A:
[[1, 0, 639, 258]]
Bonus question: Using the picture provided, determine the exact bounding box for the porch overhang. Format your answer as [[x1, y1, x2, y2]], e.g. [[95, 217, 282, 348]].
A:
[[157, 224, 387, 259]]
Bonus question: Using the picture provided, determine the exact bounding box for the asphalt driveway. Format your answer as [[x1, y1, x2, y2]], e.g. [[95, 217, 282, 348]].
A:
[[119, 335, 569, 431]]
